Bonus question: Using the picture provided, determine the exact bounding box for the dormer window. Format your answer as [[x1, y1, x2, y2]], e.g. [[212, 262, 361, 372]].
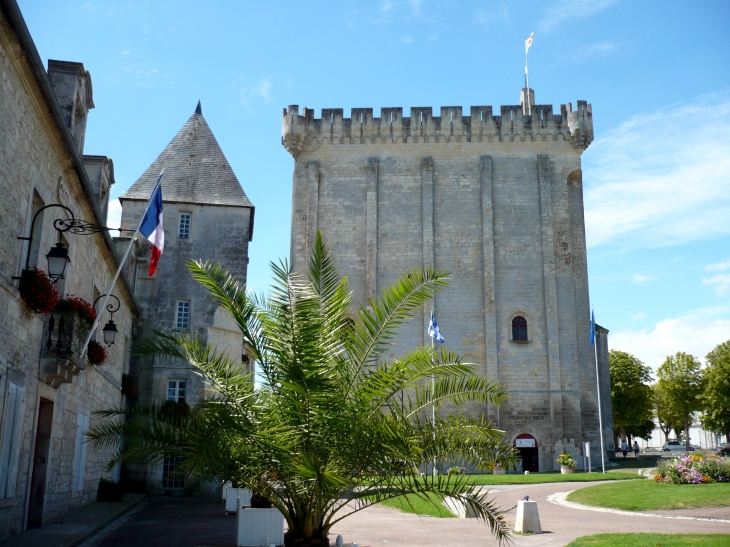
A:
[[178, 214, 191, 239]]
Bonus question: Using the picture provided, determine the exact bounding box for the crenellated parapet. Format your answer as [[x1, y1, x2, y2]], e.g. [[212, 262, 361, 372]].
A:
[[282, 94, 593, 157]]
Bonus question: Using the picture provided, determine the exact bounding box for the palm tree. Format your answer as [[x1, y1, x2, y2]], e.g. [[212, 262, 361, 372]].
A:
[[88, 232, 515, 546]]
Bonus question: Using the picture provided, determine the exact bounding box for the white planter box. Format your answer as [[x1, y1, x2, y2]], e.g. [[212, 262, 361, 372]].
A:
[[560, 465, 575, 474], [226, 487, 252, 514], [222, 481, 233, 501], [236, 505, 285, 547]]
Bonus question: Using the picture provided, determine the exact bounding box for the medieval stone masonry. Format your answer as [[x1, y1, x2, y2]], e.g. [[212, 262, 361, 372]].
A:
[[120, 102, 254, 492], [282, 89, 613, 471], [0, 1, 137, 537]]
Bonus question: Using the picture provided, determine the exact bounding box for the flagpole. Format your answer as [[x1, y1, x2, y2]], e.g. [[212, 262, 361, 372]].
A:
[[525, 49, 530, 115], [431, 306, 436, 477], [79, 171, 164, 357], [592, 306, 606, 473]]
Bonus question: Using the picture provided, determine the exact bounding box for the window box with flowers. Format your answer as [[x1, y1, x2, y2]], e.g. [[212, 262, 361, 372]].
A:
[[18, 267, 59, 314]]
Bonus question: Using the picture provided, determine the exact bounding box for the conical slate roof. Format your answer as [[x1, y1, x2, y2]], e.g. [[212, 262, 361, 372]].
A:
[[121, 103, 253, 208]]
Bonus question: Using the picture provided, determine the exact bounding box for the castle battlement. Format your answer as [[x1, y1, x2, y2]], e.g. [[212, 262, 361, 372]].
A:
[[282, 92, 592, 157]]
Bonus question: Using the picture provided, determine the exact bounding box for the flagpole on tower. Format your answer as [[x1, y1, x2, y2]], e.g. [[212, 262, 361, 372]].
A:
[[79, 171, 165, 358], [524, 32, 534, 115]]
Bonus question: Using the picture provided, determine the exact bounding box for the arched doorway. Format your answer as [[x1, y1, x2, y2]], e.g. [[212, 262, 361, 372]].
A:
[[514, 434, 539, 472]]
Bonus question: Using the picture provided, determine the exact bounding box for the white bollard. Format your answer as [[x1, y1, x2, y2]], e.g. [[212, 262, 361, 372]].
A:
[[514, 500, 542, 534]]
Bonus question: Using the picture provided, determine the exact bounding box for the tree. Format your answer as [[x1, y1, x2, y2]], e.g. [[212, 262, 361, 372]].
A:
[[701, 340, 730, 442], [609, 350, 654, 449], [88, 233, 516, 546], [656, 352, 704, 451], [652, 383, 682, 445]]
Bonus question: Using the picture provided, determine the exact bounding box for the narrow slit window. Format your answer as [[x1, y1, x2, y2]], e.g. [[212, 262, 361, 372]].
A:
[[512, 316, 528, 342], [175, 301, 190, 330], [178, 214, 191, 239]]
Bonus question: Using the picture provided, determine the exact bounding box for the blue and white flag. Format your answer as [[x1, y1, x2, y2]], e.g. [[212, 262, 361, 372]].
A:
[[590, 309, 596, 346], [428, 312, 445, 344]]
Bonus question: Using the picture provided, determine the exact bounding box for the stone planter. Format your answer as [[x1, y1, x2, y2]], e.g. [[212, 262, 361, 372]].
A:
[[560, 464, 575, 474], [226, 487, 252, 514], [222, 481, 233, 502], [492, 465, 506, 475], [236, 503, 285, 547]]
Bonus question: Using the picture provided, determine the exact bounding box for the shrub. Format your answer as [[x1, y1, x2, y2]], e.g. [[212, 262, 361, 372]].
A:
[[97, 478, 124, 502], [654, 454, 730, 484], [87, 340, 107, 365], [55, 295, 97, 329], [18, 267, 59, 314], [447, 466, 465, 476]]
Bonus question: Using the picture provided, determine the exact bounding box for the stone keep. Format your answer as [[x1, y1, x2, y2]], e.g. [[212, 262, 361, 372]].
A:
[[282, 89, 613, 471]]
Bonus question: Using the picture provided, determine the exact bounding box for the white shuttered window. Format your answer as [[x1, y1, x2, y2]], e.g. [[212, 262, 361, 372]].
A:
[[0, 381, 25, 498], [72, 413, 90, 492]]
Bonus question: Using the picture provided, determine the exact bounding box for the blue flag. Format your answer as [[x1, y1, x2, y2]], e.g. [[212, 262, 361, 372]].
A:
[[428, 312, 445, 344], [590, 309, 596, 346]]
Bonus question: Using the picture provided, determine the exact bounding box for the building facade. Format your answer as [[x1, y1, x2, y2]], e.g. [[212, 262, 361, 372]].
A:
[[0, 0, 137, 537], [282, 89, 614, 471], [119, 102, 254, 492]]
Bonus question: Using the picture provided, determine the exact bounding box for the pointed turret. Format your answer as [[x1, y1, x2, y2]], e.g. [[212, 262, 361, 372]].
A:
[[121, 108, 253, 210]]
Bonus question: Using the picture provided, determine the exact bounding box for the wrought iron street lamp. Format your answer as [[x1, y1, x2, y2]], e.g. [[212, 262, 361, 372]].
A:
[[93, 294, 121, 347], [45, 241, 70, 282]]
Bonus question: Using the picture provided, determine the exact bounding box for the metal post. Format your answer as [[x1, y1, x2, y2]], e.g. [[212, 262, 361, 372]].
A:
[[593, 329, 606, 474]]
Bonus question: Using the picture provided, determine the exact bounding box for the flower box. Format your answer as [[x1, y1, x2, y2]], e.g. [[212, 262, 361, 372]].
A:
[[236, 503, 285, 547], [18, 267, 59, 314], [560, 464, 575, 474], [226, 487, 252, 514]]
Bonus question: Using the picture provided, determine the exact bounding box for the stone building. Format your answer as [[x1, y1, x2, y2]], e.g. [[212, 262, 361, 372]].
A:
[[119, 102, 254, 492], [0, 0, 137, 537], [282, 89, 613, 471]]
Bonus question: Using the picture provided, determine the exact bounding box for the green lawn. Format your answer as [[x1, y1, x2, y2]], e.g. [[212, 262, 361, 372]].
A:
[[567, 481, 730, 511], [566, 533, 730, 546], [448, 472, 642, 485], [376, 493, 456, 518]]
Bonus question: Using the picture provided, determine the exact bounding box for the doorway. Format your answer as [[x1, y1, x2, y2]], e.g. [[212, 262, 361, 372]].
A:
[[514, 433, 539, 472], [28, 398, 54, 529]]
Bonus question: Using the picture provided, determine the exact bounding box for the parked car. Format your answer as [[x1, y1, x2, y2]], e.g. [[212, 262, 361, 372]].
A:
[[662, 441, 694, 452], [713, 442, 730, 456]]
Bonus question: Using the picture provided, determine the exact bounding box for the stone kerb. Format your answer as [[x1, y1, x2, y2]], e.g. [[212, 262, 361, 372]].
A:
[[282, 101, 593, 156]]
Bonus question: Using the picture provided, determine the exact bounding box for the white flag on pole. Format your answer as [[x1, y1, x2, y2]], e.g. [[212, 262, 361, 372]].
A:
[[525, 32, 534, 53]]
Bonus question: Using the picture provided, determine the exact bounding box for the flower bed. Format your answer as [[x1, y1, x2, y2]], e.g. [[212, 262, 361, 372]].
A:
[[19, 267, 59, 313], [655, 453, 730, 484], [54, 295, 97, 329]]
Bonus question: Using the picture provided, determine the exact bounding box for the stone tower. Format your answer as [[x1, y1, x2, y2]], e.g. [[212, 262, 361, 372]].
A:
[[120, 102, 254, 491], [282, 89, 613, 471]]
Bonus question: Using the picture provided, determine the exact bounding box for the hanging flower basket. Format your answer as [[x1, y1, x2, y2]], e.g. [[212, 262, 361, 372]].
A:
[[88, 340, 107, 365], [121, 374, 137, 396], [18, 267, 59, 314], [54, 295, 97, 330]]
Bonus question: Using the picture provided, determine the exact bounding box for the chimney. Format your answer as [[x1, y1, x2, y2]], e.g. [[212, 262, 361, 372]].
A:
[[47, 60, 94, 155], [520, 88, 535, 116], [82, 156, 115, 222]]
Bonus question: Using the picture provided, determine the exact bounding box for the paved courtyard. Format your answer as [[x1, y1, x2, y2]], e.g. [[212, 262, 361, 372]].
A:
[[62, 481, 730, 547]]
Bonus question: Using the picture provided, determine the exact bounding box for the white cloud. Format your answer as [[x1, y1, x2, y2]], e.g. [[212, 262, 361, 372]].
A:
[[240, 76, 273, 106], [610, 309, 730, 370], [703, 274, 730, 296], [540, 0, 618, 32], [632, 274, 655, 283], [707, 258, 730, 272], [106, 198, 122, 238], [584, 91, 730, 249], [573, 40, 618, 60], [475, 8, 510, 25], [631, 312, 645, 321], [400, 35, 414, 44]]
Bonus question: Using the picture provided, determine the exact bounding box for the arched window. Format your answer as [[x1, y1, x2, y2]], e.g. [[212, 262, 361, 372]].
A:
[[512, 316, 528, 342]]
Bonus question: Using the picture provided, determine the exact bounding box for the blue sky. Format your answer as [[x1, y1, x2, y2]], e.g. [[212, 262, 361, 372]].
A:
[[18, 0, 730, 372]]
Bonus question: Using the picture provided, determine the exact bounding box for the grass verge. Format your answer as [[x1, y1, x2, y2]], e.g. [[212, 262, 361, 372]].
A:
[[376, 493, 456, 518], [567, 481, 730, 511], [566, 533, 730, 546], [453, 472, 642, 485]]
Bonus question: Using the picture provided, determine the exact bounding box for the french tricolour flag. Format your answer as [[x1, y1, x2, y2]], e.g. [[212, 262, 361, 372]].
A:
[[139, 175, 164, 277]]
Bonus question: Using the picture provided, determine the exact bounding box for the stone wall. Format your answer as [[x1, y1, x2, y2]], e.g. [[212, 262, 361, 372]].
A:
[[283, 94, 610, 471], [0, 10, 136, 537], [119, 199, 251, 491]]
